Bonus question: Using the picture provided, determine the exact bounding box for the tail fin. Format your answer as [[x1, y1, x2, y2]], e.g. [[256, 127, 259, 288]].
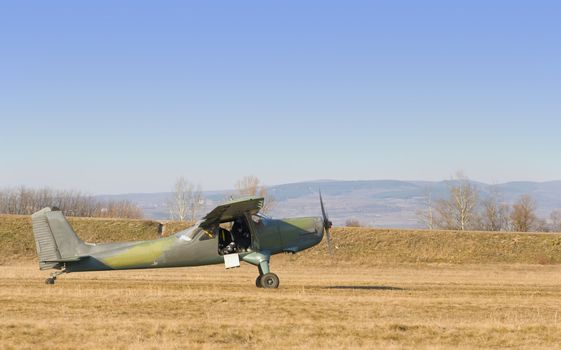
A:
[[31, 208, 88, 270]]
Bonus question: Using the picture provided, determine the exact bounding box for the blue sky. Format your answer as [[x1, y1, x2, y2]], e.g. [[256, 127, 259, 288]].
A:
[[1, 1, 560, 194]]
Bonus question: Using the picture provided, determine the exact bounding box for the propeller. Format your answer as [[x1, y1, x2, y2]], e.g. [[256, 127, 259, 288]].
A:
[[319, 190, 333, 256]]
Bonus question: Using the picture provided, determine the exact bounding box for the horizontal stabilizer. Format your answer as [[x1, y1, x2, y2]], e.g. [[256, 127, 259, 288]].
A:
[[42, 256, 88, 263]]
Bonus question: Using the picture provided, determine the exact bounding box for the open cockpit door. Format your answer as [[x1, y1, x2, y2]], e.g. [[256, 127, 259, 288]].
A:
[[199, 197, 264, 229], [200, 197, 264, 268]]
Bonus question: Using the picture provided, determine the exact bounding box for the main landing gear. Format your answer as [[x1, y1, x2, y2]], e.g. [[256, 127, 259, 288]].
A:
[[256, 273, 279, 288], [255, 257, 279, 289], [45, 269, 66, 285], [243, 252, 279, 289]]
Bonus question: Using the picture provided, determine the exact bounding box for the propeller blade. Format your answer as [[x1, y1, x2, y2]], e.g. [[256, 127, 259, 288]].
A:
[[325, 226, 333, 256], [319, 190, 333, 256]]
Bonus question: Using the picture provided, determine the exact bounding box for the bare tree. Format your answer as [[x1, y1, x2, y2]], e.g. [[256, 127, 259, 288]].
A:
[[534, 218, 550, 232], [169, 177, 203, 222], [188, 184, 203, 222], [551, 210, 561, 232], [416, 187, 435, 230], [94, 200, 143, 219], [0, 186, 142, 218], [510, 194, 537, 232], [435, 172, 479, 231], [234, 175, 275, 213], [170, 177, 187, 221], [480, 187, 510, 231]]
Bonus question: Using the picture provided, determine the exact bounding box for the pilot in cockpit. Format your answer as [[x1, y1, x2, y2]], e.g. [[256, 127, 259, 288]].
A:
[[232, 218, 251, 252], [217, 225, 236, 255]]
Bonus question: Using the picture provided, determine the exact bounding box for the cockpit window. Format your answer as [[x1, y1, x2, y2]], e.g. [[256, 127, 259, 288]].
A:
[[252, 213, 271, 225], [176, 226, 204, 241], [199, 229, 216, 241]]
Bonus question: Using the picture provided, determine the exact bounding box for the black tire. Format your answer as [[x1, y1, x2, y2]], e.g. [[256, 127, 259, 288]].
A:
[[255, 275, 263, 288], [259, 273, 279, 289], [45, 278, 55, 285]]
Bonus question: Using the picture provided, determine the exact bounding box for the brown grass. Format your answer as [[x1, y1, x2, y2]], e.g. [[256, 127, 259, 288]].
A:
[[1, 262, 561, 349], [2, 215, 561, 348], [301, 227, 561, 265]]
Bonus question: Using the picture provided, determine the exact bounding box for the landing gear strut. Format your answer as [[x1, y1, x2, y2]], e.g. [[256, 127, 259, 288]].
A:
[[256, 258, 279, 289], [45, 268, 66, 285], [242, 252, 280, 289]]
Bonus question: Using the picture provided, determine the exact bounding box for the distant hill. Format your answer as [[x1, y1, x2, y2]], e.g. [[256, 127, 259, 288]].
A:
[[96, 180, 561, 228]]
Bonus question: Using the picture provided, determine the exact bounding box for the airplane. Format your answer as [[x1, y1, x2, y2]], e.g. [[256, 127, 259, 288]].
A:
[[31, 194, 333, 288]]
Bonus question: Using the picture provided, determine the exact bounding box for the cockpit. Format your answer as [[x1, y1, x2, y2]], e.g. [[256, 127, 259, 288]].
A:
[[175, 216, 254, 255], [217, 216, 253, 255]]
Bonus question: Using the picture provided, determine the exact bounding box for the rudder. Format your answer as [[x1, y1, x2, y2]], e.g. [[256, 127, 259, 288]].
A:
[[31, 208, 88, 270]]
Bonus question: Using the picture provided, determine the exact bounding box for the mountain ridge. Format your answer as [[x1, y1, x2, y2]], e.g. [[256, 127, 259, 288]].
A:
[[96, 179, 561, 227]]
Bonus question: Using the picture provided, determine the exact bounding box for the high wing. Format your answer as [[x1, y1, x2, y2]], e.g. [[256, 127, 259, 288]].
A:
[[199, 197, 264, 228]]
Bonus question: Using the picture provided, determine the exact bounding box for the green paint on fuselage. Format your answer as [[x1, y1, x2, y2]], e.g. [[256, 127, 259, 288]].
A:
[[101, 236, 175, 269], [255, 216, 323, 254]]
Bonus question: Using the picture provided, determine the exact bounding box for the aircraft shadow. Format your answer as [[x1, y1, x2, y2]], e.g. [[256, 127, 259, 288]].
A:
[[325, 285, 405, 291]]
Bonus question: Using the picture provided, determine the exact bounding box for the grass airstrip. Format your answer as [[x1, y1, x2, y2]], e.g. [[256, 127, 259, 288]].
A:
[[1, 215, 561, 349]]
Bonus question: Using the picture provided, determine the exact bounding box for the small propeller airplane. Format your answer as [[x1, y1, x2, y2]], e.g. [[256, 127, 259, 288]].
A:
[[31, 193, 333, 288]]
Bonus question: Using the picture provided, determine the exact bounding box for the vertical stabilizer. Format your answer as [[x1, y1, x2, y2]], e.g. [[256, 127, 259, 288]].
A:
[[31, 208, 88, 270], [31, 208, 61, 270]]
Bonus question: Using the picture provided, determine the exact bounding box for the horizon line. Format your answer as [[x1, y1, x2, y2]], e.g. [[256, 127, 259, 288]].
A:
[[92, 178, 561, 196]]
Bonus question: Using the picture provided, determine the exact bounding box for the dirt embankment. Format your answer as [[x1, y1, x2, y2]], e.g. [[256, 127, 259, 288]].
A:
[[300, 227, 561, 265], [1, 215, 561, 265]]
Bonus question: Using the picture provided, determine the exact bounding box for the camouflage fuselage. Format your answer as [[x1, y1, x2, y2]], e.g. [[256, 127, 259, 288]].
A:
[[66, 217, 324, 272]]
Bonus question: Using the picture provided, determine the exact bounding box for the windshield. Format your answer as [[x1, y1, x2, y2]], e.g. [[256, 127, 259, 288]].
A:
[[252, 213, 272, 225], [176, 225, 216, 241], [176, 226, 203, 241]]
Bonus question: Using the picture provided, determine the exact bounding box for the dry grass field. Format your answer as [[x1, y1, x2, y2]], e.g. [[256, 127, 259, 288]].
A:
[[2, 215, 561, 348], [1, 261, 561, 349]]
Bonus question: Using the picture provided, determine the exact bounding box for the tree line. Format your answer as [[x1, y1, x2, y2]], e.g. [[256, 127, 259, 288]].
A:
[[0, 187, 143, 218], [417, 173, 561, 232], [0, 175, 276, 222]]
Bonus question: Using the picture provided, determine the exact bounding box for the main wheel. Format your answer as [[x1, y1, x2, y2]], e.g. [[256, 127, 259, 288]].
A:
[[255, 275, 263, 288], [45, 278, 55, 285], [259, 273, 279, 289]]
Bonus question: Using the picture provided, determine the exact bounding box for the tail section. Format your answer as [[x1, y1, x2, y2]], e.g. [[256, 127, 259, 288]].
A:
[[31, 208, 88, 270]]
